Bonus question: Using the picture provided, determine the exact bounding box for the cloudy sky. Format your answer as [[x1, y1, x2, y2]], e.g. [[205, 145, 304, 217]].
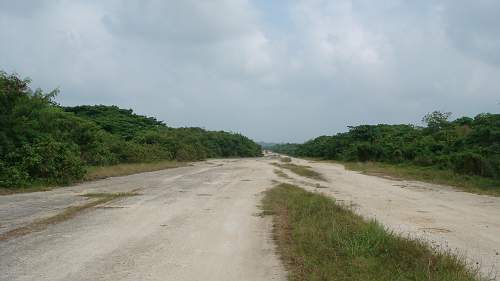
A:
[[1, 1, 499, 142]]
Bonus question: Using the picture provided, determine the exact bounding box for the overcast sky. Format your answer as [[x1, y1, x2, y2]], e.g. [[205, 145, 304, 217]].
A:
[[1, 1, 499, 142]]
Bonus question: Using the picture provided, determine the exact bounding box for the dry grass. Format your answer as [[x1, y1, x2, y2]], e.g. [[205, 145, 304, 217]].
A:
[[0, 191, 139, 241], [84, 161, 187, 181], [272, 162, 326, 181], [0, 186, 55, 195], [262, 183, 481, 281], [274, 169, 292, 180], [303, 158, 500, 197], [341, 161, 500, 197]]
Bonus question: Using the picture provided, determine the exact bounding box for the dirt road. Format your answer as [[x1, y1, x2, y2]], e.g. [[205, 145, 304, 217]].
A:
[[0, 159, 285, 281], [1, 156, 499, 280]]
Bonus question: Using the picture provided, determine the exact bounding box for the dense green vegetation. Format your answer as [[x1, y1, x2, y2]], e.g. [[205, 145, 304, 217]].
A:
[[271, 111, 500, 188], [0, 71, 261, 189], [64, 105, 165, 140], [262, 183, 480, 281]]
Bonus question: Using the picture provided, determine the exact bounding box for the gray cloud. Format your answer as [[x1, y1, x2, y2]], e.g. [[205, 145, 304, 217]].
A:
[[442, 0, 500, 66], [1, 0, 499, 142]]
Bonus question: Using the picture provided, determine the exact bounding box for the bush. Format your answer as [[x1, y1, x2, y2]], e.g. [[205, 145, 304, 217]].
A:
[[391, 149, 403, 163], [175, 145, 199, 161], [356, 143, 383, 162], [20, 137, 86, 184], [0, 161, 29, 187], [452, 152, 488, 177]]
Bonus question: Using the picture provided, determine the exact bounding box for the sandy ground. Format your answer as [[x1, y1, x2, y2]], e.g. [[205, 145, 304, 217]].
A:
[[1, 155, 499, 280]]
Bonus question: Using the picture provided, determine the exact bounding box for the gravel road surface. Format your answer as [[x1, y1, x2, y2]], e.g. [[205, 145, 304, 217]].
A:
[[1, 155, 499, 280], [0, 159, 285, 281]]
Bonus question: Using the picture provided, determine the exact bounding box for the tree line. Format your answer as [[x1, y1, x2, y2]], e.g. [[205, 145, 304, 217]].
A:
[[271, 111, 500, 180], [0, 72, 262, 188]]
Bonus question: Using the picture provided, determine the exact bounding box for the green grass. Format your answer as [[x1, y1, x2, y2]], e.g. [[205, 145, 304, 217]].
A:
[[341, 161, 500, 197], [274, 169, 292, 180], [272, 162, 326, 181], [0, 191, 139, 241], [262, 183, 481, 281]]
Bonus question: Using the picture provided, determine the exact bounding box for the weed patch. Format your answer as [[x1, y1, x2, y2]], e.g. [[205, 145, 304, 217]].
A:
[[274, 169, 292, 180], [262, 183, 480, 281], [272, 163, 326, 181], [84, 161, 187, 181]]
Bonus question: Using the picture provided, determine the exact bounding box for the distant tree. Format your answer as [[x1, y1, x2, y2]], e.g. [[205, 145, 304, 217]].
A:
[[422, 111, 452, 132]]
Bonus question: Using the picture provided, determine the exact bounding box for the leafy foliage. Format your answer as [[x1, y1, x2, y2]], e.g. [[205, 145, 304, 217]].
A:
[[0, 72, 261, 188], [64, 105, 165, 140], [272, 112, 500, 181]]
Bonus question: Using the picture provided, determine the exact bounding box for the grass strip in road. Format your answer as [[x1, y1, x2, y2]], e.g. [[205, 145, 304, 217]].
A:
[[84, 161, 187, 181], [272, 163, 326, 181], [262, 183, 480, 281], [274, 169, 292, 180], [280, 156, 293, 163], [342, 161, 500, 197], [0, 185, 54, 195], [0, 192, 138, 242]]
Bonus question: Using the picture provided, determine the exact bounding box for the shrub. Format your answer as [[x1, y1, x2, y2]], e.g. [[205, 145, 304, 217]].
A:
[[0, 161, 29, 187], [175, 145, 199, 161], [20, 137, 86, 184], [452, 152, 487, 177], [356, 143, 382, 162]]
